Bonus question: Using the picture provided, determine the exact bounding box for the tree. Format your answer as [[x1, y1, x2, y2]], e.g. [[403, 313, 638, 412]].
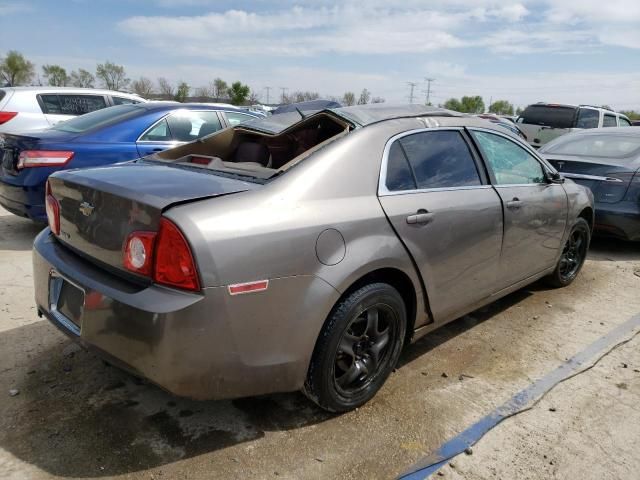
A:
[[443, 96, 484, 113], [0, 50, 35, 86], [131, 77, 154, 97], [342, 91, 356, 106], [42, 64, 69, 86], [96, 61, 129, 90], [515, 106, 524, 116], [443, 98, 463, 112], [357, 88, 371, 105], [213, 78, 228, 99], [371, 96, 385, 104], [489, 99, 514, 115], [193, 86, 212, 98], [248, 90, 260, 104], [70, 69, 95, 88], [157, 77, 174, 97], [621, 110, 640, 120], [227, 81, 250, 105], [174, 82, 190, 102]]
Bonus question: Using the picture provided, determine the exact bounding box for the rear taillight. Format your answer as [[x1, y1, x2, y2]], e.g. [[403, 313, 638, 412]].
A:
[[122, 218, 200, 291], [0, 111, 17, 125], [45, 181, 60, 235], [17, 150, 74, 169], [154, 218, 200, 291]]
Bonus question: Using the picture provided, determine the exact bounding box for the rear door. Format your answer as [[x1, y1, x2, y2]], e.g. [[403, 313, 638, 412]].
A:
[[470, 129, 567, 288], [378, 129, 504, 322], [38, 93, 108, 126]]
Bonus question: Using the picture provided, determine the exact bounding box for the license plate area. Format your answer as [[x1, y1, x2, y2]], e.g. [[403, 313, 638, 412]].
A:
[[1, 148, 16, 173], [49, 271, 85, 336]]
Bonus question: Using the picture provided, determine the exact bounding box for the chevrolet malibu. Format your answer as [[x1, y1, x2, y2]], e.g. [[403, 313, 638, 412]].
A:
[[33, 105, 594, 412]]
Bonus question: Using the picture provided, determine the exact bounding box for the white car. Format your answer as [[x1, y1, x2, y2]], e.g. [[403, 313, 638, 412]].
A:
[[0, 87, 146, 134]]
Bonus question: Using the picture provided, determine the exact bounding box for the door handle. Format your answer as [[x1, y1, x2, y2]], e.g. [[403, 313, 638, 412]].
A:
[[406, 210, 433, 225], [506, 198, 523, 209]]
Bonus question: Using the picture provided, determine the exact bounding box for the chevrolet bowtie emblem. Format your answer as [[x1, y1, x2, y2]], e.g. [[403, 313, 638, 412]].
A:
[[79, 201, 95, 217]]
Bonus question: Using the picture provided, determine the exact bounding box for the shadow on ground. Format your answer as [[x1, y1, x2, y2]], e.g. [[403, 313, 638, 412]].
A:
[[588, 236, 639, 262], [0, 211, 44, 251], [0, 284, 541, 478]]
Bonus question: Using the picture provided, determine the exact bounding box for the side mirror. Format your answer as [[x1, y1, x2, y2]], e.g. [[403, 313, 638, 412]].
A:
[[547, 171, 565, 184]]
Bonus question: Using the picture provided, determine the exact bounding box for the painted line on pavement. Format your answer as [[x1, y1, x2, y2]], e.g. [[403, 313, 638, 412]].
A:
[[398, 313, 640, 479]]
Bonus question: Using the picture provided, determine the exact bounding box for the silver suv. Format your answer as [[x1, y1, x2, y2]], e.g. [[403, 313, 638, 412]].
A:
[[0, 87, 145, 134], [516, 103, 632, 148]]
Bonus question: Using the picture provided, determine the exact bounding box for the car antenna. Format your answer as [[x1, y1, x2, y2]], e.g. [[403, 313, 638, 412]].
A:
[[295, 107, 307, 119]]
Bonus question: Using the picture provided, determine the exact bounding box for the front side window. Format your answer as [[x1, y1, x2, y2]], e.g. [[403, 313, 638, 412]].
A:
[[225, 111, 256, 126], [139, 118, 171, 142], [167, 110, 222, 141], [603, 114, 617, 127], [385, 130, 481, 191], [473, 131, 546, 185], [576, 108, 599, 128], [40, 94, 107, 115], [619, 117, 632, 127]]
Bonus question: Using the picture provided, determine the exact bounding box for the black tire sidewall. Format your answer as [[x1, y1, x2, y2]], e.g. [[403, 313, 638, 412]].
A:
[[305, 283, 406, 412]]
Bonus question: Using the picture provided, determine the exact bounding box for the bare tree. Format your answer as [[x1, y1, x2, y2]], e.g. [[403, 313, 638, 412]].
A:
[[357, 88, 371, 105], [193, 86, 212, 98], [157, 77, 175, 96], [371, 96, 385, 104], [95, 61, 129, 90], [342, 91, 356, 106], [248, 90, 260, 104], [70, 69, 95, 88], [131, 77, 154, 97], [213, 78, 228, 99]]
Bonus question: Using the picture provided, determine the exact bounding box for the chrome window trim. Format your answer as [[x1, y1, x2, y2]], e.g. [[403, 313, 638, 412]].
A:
[[378, 127, 489, 197], [467, 127, 555, 187]]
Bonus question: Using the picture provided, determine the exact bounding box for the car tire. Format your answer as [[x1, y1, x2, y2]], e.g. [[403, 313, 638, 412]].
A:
[[303, 282, 406, 412], [545, 217, 590, 288]]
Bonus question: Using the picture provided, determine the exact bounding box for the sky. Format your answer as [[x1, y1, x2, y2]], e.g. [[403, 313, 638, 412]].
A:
[[1, 0, 639, 110]]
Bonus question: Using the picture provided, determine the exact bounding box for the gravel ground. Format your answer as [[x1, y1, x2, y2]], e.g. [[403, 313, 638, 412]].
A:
[[0, 205, 638, 480]]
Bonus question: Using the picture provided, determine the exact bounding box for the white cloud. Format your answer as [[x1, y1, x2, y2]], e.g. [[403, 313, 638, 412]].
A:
[[0, 2, 32, 15]]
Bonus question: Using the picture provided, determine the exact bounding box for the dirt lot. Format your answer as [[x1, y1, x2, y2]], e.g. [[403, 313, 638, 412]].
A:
[[1, 205, 639, 480]]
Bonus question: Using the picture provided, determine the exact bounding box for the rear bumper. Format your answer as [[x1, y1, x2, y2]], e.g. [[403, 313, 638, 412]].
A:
[[594, 201, 640, 241], [33, 229, 340, 400], [0, 179, 45, 221]]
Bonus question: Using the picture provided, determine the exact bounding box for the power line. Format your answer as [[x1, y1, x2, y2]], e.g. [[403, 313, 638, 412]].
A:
[[279, 87, 288, 103], [264, 86, 272, 104], [407, 82, 418, 104]]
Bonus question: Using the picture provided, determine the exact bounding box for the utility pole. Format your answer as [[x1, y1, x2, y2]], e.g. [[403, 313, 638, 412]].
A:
[[279, 87, 288, 104], [264, 86, 272, 104], [407, 82, 417, 104], [424, 78, 435, 105]]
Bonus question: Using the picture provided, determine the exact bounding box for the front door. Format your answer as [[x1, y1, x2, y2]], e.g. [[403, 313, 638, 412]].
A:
[[470, 129, 568, 288], [378, 129, 503, 323]]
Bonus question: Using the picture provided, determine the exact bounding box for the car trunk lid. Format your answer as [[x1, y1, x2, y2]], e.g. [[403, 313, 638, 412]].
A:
[[48, 160, 260, 278]]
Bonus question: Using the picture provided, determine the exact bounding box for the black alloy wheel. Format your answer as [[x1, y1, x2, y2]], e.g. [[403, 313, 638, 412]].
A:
[[546, 217, 590, 287]]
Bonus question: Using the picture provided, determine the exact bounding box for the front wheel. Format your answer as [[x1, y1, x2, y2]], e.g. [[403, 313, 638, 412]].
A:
[[303, 283, 406, 412], [546, 217, 590, 288]]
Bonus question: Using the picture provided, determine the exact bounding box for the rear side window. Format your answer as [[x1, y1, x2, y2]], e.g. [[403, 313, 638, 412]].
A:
[[386, 130, 481, 191], [225, 111, 256, 126], [112, 96, 141, 105], [519, 105, 577, 128], [0, 90, 5, 103], [53, 104, 142, 133], [39, 94, 107, 115], [576, 108, 599, 128], [542, 134, 640, 158], [473, 131, 545, 185], [385, 142, 416, 191], [166, 111, 222, 142], [603, 114, 617, 127]]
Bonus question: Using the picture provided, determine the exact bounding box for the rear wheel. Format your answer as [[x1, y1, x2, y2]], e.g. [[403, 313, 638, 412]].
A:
[[303, 283, 406, 412], [546, 217, 590, 287]]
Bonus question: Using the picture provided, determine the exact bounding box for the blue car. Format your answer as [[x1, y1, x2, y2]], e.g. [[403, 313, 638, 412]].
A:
[[0, 102, 260, 221]]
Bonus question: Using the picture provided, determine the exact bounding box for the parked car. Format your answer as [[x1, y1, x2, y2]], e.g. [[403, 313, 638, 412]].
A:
[[0, 102, 261, 221], [516, 103, 632, 149], [0, 87, 146, 134], [476, 114, 527, 140], [632, 120, 640, 127], [539, 127, 640, 240], [34, 104, 593, 412], [272, 99, 342, 115]]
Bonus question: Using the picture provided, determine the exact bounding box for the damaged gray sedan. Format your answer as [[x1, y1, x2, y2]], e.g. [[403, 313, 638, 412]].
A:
[[33, 105, 594, 412]]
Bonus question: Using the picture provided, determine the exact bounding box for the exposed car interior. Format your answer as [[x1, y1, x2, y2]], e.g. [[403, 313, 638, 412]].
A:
[[154, 112, 352, 179]]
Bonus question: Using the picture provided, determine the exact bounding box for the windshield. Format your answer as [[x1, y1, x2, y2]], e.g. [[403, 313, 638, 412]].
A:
[[53, 104, 143, 133], [542, 134, 640, 158], [519, 105, 577, 128]]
